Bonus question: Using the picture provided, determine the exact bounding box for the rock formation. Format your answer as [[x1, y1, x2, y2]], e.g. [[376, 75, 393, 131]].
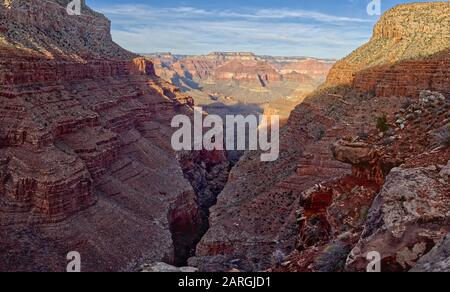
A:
[[344, 92, 450, 272], [326, 2, 450, 97], [191, 91, 405, 271], [193, 2, 450, 272], [0, 0, 217, 272], [262, 91, 449, 273], [147, 52, 333, 118], [1, 0, 449, 273]]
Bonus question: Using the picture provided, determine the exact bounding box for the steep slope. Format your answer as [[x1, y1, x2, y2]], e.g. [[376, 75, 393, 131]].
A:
[[0, 0, 207, 271], [272, 91, 450, 272], [192, 2, 450, 272]]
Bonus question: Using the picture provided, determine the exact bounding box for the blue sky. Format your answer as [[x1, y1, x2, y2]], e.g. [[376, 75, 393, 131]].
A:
[[88, 0, 441, 59]]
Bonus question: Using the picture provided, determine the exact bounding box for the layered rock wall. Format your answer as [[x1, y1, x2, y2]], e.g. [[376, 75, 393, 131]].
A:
[[326, 2, 450, 97], [353, 52, 450, 97], [0, 0, 200, 272]]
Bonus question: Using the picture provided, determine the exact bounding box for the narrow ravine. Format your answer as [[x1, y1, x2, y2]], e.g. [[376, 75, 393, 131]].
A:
[[169, 149, 233, 266]]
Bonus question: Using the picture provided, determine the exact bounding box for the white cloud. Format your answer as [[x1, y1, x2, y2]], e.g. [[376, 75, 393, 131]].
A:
[[93, 4, 375, 58], [99, 5, 372, 23]]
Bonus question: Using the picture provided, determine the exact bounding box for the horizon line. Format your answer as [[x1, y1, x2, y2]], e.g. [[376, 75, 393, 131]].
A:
[[138, 51, 338, 61]]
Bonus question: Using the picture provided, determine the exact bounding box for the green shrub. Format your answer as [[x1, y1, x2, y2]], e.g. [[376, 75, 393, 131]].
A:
[[376, 114, 389, 133]]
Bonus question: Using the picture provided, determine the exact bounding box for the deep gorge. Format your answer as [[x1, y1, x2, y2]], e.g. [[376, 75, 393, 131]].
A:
[[169, 150, 233, 266]]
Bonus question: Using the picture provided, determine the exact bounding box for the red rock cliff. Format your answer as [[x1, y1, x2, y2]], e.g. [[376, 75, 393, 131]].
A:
[[0, 0, 200, 272], [326, 2, 450, 97]]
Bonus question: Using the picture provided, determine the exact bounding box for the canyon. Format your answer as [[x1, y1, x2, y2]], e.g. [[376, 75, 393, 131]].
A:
[[191, 2, 450, 272], [0, 0, 449, 273], [0, 0, 228, 271], [147, 52, 334, 122]]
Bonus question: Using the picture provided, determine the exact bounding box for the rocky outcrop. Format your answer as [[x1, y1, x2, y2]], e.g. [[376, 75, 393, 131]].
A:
[[326, 2, 450, 97], [331, 140, 394, 185], [0, 0, 201, 272], [332, 141, 376, 166], [410, 234, 450, 272], [271, 87, 450, 272], [266, 137, 386, 272], [346, 165, 450, 272]]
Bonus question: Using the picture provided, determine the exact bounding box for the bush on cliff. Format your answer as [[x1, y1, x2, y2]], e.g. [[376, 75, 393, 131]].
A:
[[376, 114, 389, 133]]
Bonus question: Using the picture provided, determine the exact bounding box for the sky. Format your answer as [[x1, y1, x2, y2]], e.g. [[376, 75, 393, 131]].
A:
[[88, 0, 442, 59]]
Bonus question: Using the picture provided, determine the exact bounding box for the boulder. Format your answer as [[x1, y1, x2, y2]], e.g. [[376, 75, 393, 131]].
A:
[[346, 166, 450, 272], [332, 141, 377, 165], [411, 234, 450, 272]]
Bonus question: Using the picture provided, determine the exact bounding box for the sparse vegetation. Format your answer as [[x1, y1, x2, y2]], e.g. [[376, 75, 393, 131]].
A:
[[376, 114, 389, 133]]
